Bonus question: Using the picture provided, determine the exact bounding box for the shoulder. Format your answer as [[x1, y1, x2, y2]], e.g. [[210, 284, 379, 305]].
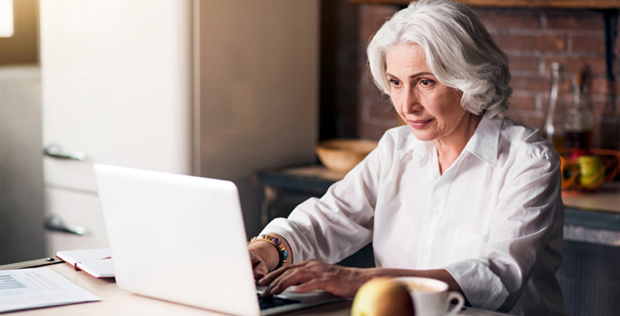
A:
[[499, 118, 560, 173], [500, 118, 558, 159]]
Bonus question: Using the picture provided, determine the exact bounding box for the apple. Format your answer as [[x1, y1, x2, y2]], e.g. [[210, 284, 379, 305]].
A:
[[351, 278, 415, 316], [578, 155, 605, 189]]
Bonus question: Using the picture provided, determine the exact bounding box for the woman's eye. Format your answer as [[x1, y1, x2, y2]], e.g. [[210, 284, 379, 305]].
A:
[[420, 79, 434, 86], [389, 79, 401, 86]]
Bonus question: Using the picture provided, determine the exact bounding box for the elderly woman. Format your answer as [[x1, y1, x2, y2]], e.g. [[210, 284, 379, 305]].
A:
[[248, 0, 564, 315]]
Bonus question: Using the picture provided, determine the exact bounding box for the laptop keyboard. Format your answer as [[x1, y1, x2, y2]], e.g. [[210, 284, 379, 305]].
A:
[[257, 294, 301, 310]]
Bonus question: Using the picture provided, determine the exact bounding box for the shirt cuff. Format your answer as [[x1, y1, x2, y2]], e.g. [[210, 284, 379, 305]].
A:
[[444, 258, 510, 311], [260, 218, 309, 265]]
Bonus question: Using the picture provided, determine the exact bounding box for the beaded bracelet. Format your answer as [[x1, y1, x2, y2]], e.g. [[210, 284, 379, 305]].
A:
[[247, 234, 289, 269]]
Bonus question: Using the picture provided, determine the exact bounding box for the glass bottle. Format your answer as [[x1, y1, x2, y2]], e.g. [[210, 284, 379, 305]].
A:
[[564, 72, 594, 149], [543, 62, 564, 148]]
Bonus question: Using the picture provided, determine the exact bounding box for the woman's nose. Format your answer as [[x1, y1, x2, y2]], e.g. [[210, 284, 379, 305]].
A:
[[400, 89, 420, 114]]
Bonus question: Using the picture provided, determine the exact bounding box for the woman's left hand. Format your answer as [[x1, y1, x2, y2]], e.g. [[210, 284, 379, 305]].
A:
[[258, 259, 372, 298]]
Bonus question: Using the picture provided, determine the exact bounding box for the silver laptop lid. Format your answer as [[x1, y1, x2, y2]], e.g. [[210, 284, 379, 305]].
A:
[[94, 164, 260, 316]]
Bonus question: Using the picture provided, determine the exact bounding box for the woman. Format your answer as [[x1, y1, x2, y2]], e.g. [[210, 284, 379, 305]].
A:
[[248, 1, 564, 315]]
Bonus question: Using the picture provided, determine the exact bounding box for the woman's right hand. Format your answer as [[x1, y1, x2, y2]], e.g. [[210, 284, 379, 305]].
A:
[[248, 240, 280, 280]]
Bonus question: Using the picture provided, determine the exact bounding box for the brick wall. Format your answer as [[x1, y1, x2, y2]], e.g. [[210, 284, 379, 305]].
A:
[[479, 8, 617, 150], [328, 4, 620, 150]]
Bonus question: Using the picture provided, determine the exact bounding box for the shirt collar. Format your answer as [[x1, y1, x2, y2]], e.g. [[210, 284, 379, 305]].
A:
[[463, 112, 502, 167], [410, 112, 503, 168]]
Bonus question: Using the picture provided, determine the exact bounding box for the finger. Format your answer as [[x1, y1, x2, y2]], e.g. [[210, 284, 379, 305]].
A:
[[263, 268, 313, 297], [262, 268, 296, 297], [253, 262, 268, 281], [294, 278, 329, 294], [258, 264, 293, 286], [249, 251, 261, 266]]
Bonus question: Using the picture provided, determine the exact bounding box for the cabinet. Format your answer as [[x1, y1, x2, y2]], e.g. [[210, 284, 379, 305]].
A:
[[40, 0, 318, 255]]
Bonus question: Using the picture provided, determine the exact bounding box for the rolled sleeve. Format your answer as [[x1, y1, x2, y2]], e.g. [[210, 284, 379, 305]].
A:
[[445, 258, 510, 310], [260, 134, 391, 264]]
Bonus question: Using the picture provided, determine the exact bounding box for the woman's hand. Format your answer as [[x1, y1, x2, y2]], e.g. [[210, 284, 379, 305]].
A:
[[248, 241, 280, 280], [258, 259, 372, 298]]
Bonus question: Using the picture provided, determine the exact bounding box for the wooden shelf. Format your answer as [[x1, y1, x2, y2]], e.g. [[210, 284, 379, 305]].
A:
[[349, 0, 620, 9]]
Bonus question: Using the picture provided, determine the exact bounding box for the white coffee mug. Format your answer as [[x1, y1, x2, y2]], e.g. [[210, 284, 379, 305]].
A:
[[394, 277, 465, 316]]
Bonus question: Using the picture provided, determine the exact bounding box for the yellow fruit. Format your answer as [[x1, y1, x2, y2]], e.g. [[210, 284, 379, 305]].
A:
[[578, 155, 605, 189], [351, 278, 415, 316]]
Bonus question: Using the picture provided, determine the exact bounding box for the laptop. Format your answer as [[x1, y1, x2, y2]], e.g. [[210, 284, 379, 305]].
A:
[[93, 164, 345, 316]]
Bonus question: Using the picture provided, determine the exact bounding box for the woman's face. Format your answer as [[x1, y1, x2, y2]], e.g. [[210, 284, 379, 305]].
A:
[[385, 42, 472, 144]]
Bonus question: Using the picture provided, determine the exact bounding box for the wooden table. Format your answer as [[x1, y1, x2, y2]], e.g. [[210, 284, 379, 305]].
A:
[[3, 262, 352, 316], [1, 261, 508, 316]]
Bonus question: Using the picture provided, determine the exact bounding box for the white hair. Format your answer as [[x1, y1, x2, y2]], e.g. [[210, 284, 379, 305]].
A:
[[367, 0, 512, 118]]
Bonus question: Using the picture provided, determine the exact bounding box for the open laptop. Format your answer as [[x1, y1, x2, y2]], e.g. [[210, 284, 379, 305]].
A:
[[93, 164, 345, 316]]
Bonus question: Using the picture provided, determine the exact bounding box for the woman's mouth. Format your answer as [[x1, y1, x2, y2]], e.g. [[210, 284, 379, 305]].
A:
[[408, 119, 433, 129]]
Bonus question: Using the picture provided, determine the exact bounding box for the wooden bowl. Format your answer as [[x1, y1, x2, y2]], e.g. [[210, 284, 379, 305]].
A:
[[316, 139, 379, 173]]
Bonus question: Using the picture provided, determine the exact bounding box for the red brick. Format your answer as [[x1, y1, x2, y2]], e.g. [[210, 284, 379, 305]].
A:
[[504, 110, 544, 129], [557, 91, 574, 107], [359, 122, 392, 141], [590, 101, 611, 116], [572, 35, 605, 54], [590, 78, 612, 95], [497, 34, 566, 52], [367, 102, 397, 120], [544, 56, 606, 75], [508, 56, 540, 72], [476, 10, 540, 31], [615, 80, 620, 94], [560, 78, 572, 94], [359, 81, 385, 103], [359, 5, 399, 43], [540, 95, 570, 113], [546, 13, 604, 31], [510, 76, 551, 91], [508, 95, 537, 111]]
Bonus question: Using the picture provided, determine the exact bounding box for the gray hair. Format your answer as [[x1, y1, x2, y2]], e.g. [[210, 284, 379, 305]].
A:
[[367, 0, 512, 118]]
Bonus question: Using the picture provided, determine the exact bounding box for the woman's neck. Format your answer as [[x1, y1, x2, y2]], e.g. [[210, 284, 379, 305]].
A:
[[434, 113, 483, 175]]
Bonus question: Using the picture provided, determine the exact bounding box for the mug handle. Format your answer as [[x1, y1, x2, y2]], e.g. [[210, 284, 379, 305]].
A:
[[445, 291, 465, 316]]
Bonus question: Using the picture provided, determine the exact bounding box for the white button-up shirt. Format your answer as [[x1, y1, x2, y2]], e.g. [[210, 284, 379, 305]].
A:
[[262, 114, 565, 315]]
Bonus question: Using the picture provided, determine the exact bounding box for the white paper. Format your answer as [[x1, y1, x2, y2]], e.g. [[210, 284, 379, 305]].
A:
[[0, 268, 100, 313]]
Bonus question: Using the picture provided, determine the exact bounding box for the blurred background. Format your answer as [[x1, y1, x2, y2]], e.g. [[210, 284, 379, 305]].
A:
[[1, 0, 619, 266]]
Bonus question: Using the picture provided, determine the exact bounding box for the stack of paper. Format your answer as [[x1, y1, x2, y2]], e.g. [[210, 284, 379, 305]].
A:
[[0, 268, 100, 313]]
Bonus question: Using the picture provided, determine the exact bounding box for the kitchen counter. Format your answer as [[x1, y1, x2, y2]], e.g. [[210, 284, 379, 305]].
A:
[[562, 182, 620, 246], [562, 182, 620, 214]]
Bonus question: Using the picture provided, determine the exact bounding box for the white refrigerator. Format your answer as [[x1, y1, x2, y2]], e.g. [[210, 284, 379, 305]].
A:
[[40, 0, 318, 255]]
